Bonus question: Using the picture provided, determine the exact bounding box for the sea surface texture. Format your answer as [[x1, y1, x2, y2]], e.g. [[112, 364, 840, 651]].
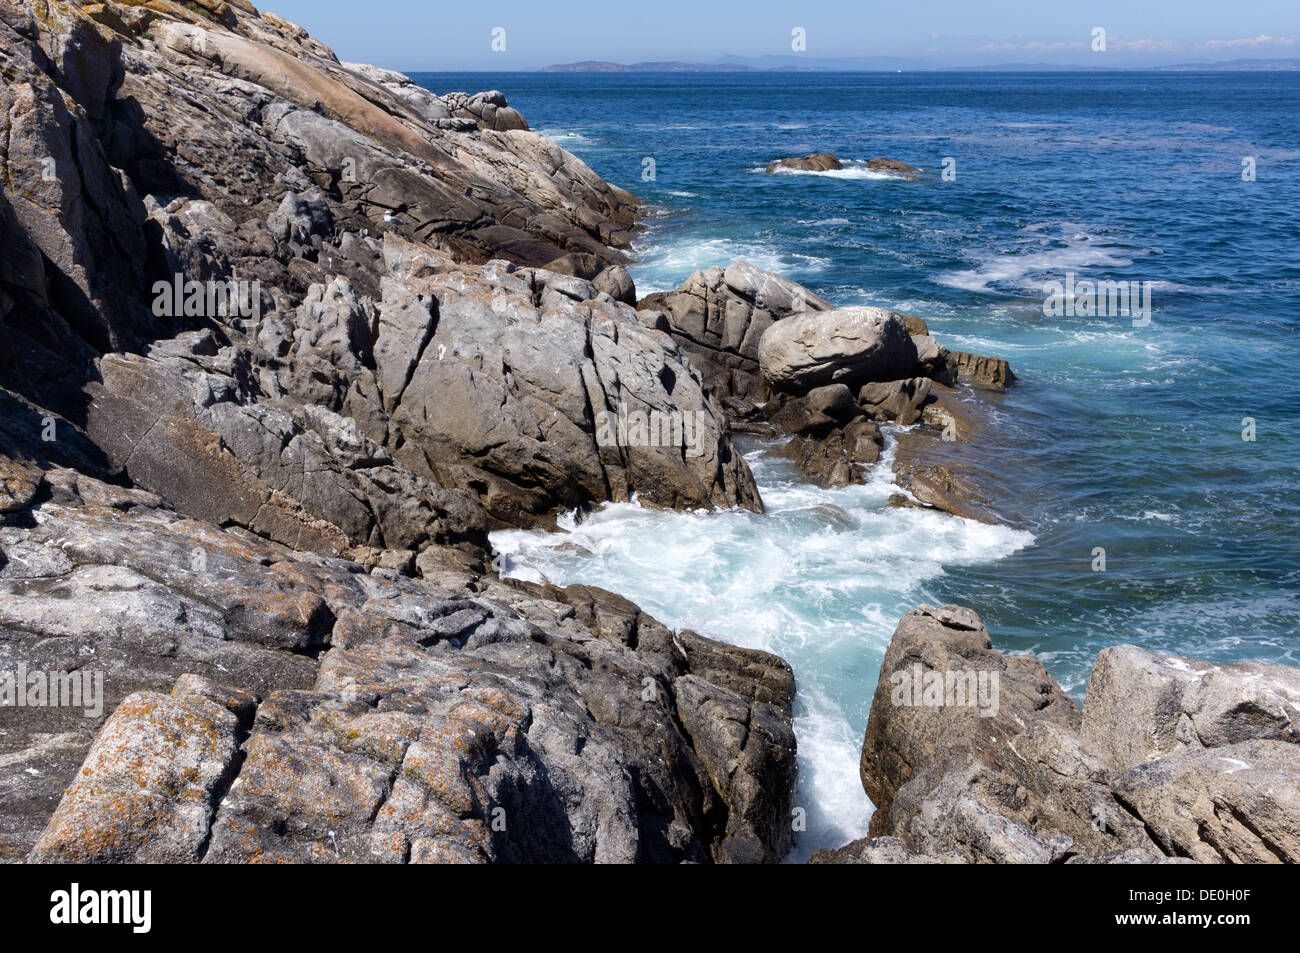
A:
[[416, 71, 1300, 858]]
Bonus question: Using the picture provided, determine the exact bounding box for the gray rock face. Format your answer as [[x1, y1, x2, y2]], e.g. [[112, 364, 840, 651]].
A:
[[1108, 740, 1300, 863], [2, 462, 796, 864], [638, 259, 832, 401], [840, 603, 1300, 864], [859, 605, 1089, 857], [1, 0, 760, 541], [0, 0, 792, 867], [29, 689, 242, 863], [375, 240, 762, 525], [758, 307, 917, 395], [1083, 645, 1300, 769]]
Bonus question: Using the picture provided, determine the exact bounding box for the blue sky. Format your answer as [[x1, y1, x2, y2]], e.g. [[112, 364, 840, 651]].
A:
[[260, 0, 1300, 70]]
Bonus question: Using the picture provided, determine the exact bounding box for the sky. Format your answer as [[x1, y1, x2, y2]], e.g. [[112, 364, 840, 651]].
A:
[[259, 0, 1300, 70]]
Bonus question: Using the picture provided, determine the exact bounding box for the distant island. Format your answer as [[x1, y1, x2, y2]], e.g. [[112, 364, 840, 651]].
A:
[[542, 61, 762, 73], [543, 56, 1300, 72]]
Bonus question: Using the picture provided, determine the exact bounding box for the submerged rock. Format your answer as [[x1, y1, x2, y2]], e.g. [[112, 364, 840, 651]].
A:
[[866, 157, 922, 180], [765, 153, 841, 174]]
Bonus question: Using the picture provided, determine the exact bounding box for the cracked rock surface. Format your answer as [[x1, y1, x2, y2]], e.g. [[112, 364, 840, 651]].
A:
[[2, 464, 794, 863]]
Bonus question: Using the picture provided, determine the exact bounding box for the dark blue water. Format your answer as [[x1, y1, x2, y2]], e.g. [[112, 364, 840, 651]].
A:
[[419, 72, 1300, 855]]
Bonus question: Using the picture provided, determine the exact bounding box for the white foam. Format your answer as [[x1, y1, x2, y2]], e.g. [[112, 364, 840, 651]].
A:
[[535, 128, 592, 144], [934, 223, 1154, 295], [630, 235, 831, 293], [760, 159, 915, 181], [491, 438, 1034, 858]]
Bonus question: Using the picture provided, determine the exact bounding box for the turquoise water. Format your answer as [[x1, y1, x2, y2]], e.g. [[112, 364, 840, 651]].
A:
[[418, 72, 1300, 856]]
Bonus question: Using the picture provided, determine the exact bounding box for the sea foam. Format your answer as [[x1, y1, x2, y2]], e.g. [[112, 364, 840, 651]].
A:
[[491, 434, 1034, 859]]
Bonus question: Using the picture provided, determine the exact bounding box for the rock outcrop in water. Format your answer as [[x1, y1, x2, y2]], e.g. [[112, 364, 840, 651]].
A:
[[866, 158, 922, 180], [638, 264, 1018, 516], [638, 260, 833, 402], [813, 604, 1300, 864], [0, 0, 787, 864], [758, 307, 919, 394], [765, 153, 842, 174]]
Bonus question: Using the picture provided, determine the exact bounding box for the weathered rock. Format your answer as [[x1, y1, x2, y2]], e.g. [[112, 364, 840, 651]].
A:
[[375, 239, 762, 525], [1083, 645, 1300, 769], [809, 835, 955, 864], [899, 314, 929, 336], [440, 90, 529, 132], [0, 458, 43, 513], [768, 383, 859, 434], [858, 377, 933, 425], [855, 605, 1174, 863], [759, 307, 917, 395], [861, 604, 1081, 837], [836, 602, 1300, 864], [866, 157, 921, 180], [28, 689, 241, 863], [2, 463, 796, 864], [638, 260, 832, 401], [765, 153, 841, 174], [911, 334, 947, 376], [775, 425, 882, 488], [933, 350, 1017, 390], [1109, 740, 1300, 863]]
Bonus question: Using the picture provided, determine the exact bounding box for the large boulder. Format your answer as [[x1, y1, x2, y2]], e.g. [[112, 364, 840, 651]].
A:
[[758, 307, 917, 395], [836, 602, 1300, 864], [376, 238, 763, 526], [860, 605, 1082, 837], [1083, 645, 1300, 769], [638, 259, 832, 401]]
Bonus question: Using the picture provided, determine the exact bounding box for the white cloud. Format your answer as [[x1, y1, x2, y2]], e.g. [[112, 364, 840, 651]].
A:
[[973, 34, 1296, 55], [1203, 35, 1295, 49]]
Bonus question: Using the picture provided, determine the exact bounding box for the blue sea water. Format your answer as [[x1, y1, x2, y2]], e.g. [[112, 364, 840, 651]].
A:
[[416, 71, 1300, 858]]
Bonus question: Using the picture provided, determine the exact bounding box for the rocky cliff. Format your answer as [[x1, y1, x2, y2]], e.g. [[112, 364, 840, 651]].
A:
[[5, 0, 1292, 868], [0, 0, 785, 864]]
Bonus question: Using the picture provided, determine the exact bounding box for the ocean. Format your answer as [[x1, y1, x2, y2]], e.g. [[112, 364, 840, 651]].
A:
[[414, 71, 1300, 858]]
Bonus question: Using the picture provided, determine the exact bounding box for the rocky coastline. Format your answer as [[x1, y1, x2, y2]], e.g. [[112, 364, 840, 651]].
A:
[[1, 1, 1296, 864]]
